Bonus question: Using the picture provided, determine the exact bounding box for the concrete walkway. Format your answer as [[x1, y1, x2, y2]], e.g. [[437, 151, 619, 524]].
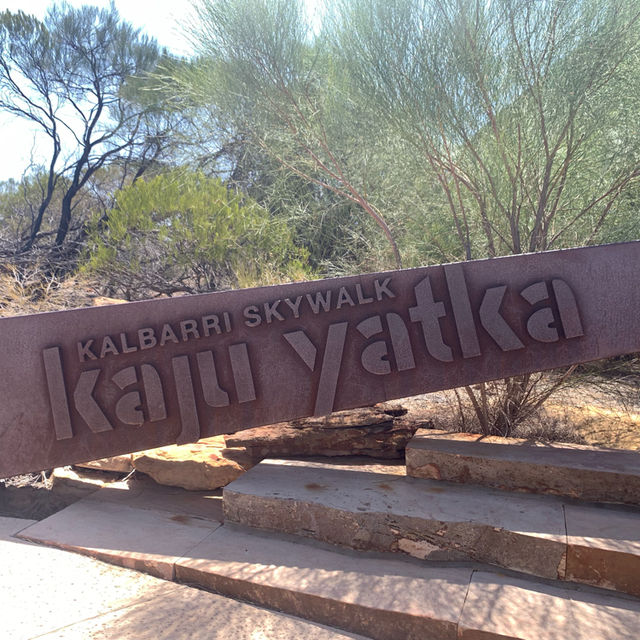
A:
[[0, 516, 365, 640]]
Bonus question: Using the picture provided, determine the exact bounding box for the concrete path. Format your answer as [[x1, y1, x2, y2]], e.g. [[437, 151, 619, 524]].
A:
[[0, 515, 366, 640]]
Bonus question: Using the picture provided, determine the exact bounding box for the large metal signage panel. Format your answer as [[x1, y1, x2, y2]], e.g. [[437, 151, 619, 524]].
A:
[[1, 242, 639, 477]]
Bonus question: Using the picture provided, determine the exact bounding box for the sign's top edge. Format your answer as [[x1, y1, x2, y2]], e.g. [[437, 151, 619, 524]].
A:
[[1, 240, 638, 322]]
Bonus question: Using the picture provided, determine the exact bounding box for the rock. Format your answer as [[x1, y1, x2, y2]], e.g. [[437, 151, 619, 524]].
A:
[[92, 296, 128, 306], [225, 410, 420, 460], [134, 406, 420, 491], [132, 437, 254, 490], [76, 454, 134, 473], [288, 407, 396, 429]]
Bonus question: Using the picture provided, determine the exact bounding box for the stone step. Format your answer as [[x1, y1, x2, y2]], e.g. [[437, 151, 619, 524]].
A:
[[15, 473, 640, 639], [17, 476, 224, 580], [406, 429, 640, 504], [2, 516, 366, 640], [176, 523, 640, 640], [223, 459, 640, 597]]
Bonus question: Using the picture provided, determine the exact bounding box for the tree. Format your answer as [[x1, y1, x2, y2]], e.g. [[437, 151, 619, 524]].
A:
[[180, 0, 403, 269], [331, 0, 640, 258], [82, 169, 309, 299], [0, 2, 178, 257], [328, 0, 640, 435], [184, 0, 640, 436]]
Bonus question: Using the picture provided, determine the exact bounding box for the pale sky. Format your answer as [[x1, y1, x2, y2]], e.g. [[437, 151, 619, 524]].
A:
[[0, 0, 198, 181]]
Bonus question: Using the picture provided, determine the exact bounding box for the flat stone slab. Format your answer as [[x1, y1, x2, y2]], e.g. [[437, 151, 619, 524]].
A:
[[223, 459, 568, 580], [18, 482, 222, 580], [1, 517, 364, 640], [176, 524, 640, 640], [176, 525, 473, 640], [459, 571, 640, 640], [224, 459, 640, 596], [565, 503, 640, 598], [406, 429, 640, 504], [1, 515, 182, 639]]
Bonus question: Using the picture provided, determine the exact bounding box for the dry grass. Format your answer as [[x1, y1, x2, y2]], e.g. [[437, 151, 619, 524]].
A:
[[0, 264, 100, 317], [400, 368, 640, 449]]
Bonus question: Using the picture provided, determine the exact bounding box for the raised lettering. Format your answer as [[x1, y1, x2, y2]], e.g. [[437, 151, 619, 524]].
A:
[[112, 366, 143, 426], [100, 336, 120, 359], [172, 355, 200, 445], [374, 278, 395, 300], [284, 296, 303, 318], [306, 290, 331, 314], [479, 286, 525, 351], [77, 340, 97, 362], [357, 315, 390, 375], [552, 279, 584, 339], [521, 282, 559, 343], [43, 347, 73, 440], [387, 313, 416, 371], [197, 350, 230, 407], [284, 323, 348, 415], [112, 366, 137, 389], [202, 314, 221, 336], [229, 343, 256, 403], [264, 300, 285, 323], [73, 370, 112, 433], [314, 323, 349, 415], [138, 328, 157, 350], [336, 287, 355, 309], [180, 320, 200, 342], [409, 277, 453, 362], [355, 283, 374, 304], [243, 305, 262, 327], [283, 331, 317, 370], [159, 324, 179, 346], [141, 364, 167, 422], [120, 332, 137, 354], [444, 264, 481, 358]]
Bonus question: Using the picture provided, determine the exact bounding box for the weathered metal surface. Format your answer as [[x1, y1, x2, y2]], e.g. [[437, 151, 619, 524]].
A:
[[1, 242, 639, 477]]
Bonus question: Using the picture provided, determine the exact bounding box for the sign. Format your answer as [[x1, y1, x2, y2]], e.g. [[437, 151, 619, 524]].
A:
[[1, 242, 639, 478]]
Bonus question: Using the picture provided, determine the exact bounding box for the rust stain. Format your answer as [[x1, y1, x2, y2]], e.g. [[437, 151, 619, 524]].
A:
[[305, 482, 327, 491], [170, 514, 191, 524]]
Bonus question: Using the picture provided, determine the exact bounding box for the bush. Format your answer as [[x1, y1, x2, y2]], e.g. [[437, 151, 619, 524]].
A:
[[82, 170, 310, 299]]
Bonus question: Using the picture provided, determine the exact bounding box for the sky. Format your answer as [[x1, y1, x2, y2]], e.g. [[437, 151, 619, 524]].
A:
[[0, 0, 198, 181]]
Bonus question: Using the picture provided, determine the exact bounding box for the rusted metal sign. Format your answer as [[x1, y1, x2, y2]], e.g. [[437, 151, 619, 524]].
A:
[[1, 242, 639, 477]]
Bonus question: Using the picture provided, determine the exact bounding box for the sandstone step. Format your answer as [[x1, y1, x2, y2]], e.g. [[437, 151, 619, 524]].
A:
[[18, 477, 223, 580], [2, 516, 366, 640], [176, 524, 640, 640], [406, 429, 640, 504], [14, 475, 640, 640], [223, 459, 640, 596]]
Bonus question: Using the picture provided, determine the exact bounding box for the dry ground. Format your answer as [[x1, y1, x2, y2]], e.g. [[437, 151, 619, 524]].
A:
[[396, 372, 640, 451]]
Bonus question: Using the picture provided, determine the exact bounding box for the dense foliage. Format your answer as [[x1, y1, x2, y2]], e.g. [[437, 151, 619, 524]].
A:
[[83, 170, 309, 299]]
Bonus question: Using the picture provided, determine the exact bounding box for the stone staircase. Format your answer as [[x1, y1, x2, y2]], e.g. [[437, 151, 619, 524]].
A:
[[18, 429, 640, 639]]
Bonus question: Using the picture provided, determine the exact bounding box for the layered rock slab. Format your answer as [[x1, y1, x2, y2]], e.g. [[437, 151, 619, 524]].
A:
[[406, 429, 640, 504], [129, 406, 418, 491], [224, 406, 419, 460], [223, 459, 568, 580]]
